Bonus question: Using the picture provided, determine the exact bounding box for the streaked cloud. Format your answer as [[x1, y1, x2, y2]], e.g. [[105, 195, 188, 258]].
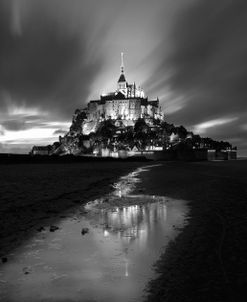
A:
[[53, 129, 68, 136], [193, 117, 239, 135], [0, 125, 5, 136], [241, 124, 247, 131]]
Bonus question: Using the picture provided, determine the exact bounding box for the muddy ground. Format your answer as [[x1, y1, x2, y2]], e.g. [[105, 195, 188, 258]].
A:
[[1, 160, 246, 302], [133, 160, 247, 302]]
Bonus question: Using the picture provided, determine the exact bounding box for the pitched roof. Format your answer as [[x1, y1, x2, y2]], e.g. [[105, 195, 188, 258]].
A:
[[118, 73, 126, 83], [114, 91, 126, 99], [148, 100, 159, 107], [32, 146, 50, 151]]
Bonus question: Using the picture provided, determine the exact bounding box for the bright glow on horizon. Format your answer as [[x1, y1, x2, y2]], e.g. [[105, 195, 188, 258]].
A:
[[0, 102, 70, 152], [1, 128, 59, 144], [0, 120, 70, 153]]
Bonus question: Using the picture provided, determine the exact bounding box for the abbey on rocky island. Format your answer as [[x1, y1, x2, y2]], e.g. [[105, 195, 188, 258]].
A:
[[34, 54, 235, 160]]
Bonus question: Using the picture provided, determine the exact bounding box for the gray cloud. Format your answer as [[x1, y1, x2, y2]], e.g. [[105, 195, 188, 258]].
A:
[[0, 0, 106, 119], [1, 119, 27, 131], [53, 129, 67, 135], [145, 0, 247, 153]]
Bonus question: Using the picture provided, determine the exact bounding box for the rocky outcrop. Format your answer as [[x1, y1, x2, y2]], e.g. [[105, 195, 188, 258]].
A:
[[50, 109, 235, 156], [51, 109, 92, 155], [69, 109, 87, 135]]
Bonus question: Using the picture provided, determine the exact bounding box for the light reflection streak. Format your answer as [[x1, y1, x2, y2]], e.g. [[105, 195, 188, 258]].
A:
[[85, 164, 169, 277], [125, 259, 129, 277]]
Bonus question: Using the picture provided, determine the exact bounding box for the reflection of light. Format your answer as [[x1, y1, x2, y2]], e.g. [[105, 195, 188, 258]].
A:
[[125, 259, 129, 277], [104, 230, 109, 237], [89, 166, 169, 251]]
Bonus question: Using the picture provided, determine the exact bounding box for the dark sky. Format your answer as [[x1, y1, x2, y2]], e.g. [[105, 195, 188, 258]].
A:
[[0, 0, 247, 155]]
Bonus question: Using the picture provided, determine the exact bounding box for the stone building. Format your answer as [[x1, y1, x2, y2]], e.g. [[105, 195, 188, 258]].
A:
[[30, 146, 51, 155], [84, 53, 162, 125]]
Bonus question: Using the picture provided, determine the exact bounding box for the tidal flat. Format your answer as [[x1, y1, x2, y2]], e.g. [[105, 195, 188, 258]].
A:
[[137, 160, 247, 302], [0, 161, 143, 256], [0, 165, 189, 302], [0, 160, 247, 302]]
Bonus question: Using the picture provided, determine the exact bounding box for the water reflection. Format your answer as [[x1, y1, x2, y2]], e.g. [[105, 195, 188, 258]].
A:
[[0, 165, 189, 302], [98, 200, 167, 244], [111, 166, 151, 198]]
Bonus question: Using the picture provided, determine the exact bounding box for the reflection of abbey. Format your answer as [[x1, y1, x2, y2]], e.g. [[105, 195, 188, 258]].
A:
[[85, 53, 162, 124]]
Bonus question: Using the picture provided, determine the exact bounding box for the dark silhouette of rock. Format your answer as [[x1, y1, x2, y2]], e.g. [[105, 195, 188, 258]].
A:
[[49, 225, 59, 232], [81, 227, 89, 235], [23, 266, 32, 274], [1, 257, 8, 263], [37, 226, 45, 232]]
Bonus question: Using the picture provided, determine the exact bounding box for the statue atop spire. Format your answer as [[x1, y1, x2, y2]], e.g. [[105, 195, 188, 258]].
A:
[[121, 52, 124, 74]]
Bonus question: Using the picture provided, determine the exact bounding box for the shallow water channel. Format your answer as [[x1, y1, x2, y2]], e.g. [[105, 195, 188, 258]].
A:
[[0, 165, 189, 302]]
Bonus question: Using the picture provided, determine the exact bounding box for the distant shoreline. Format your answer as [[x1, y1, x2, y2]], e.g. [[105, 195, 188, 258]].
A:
[[0, 153, 150, 164], [0, 150, 241, 164]]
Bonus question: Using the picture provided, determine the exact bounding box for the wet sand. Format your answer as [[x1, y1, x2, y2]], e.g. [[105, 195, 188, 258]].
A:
[[1, 160, 247, 301], [0, 165, 189, 302], [0, 162, 142, 257], [133, 160, 247, 302]]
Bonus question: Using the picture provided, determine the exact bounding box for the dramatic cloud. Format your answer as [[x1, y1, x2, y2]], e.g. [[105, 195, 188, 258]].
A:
[[146, 0, 247, 154], [192, 117, 239, 135], [0, 0, 112, 152], [0, 0, 105, 119], [1, 119, 27, 131], [0, 0, 247, 154]]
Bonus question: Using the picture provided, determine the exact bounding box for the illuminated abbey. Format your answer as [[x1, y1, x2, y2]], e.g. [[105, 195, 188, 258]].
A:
[[83, 53, 162, 126], [32, 55, 236, 159]]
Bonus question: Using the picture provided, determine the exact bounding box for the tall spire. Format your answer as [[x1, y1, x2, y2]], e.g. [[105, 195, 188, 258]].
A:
[[120, 52, 124, 74], [118, 52, 126, 84]]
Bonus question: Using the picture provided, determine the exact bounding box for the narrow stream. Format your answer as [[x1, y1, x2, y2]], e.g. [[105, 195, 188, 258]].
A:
[[0, 165, 189, 302]]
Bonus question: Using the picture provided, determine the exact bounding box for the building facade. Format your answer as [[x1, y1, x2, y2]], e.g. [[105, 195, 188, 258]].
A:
[[84, 53, 162, 124]]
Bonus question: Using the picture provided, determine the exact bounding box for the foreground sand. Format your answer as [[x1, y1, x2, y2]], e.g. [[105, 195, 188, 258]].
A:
[[1, 160, 246, 302], [0, 161, 142, 256], [133, 160, 247, 302]]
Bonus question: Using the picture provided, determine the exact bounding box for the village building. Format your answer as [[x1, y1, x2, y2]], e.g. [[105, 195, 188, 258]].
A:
[[30, 146, 51, 156]]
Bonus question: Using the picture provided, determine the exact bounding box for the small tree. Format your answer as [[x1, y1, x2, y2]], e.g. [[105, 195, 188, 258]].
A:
[[176, 125, 188, 140], [95, 120, 117, 147]]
